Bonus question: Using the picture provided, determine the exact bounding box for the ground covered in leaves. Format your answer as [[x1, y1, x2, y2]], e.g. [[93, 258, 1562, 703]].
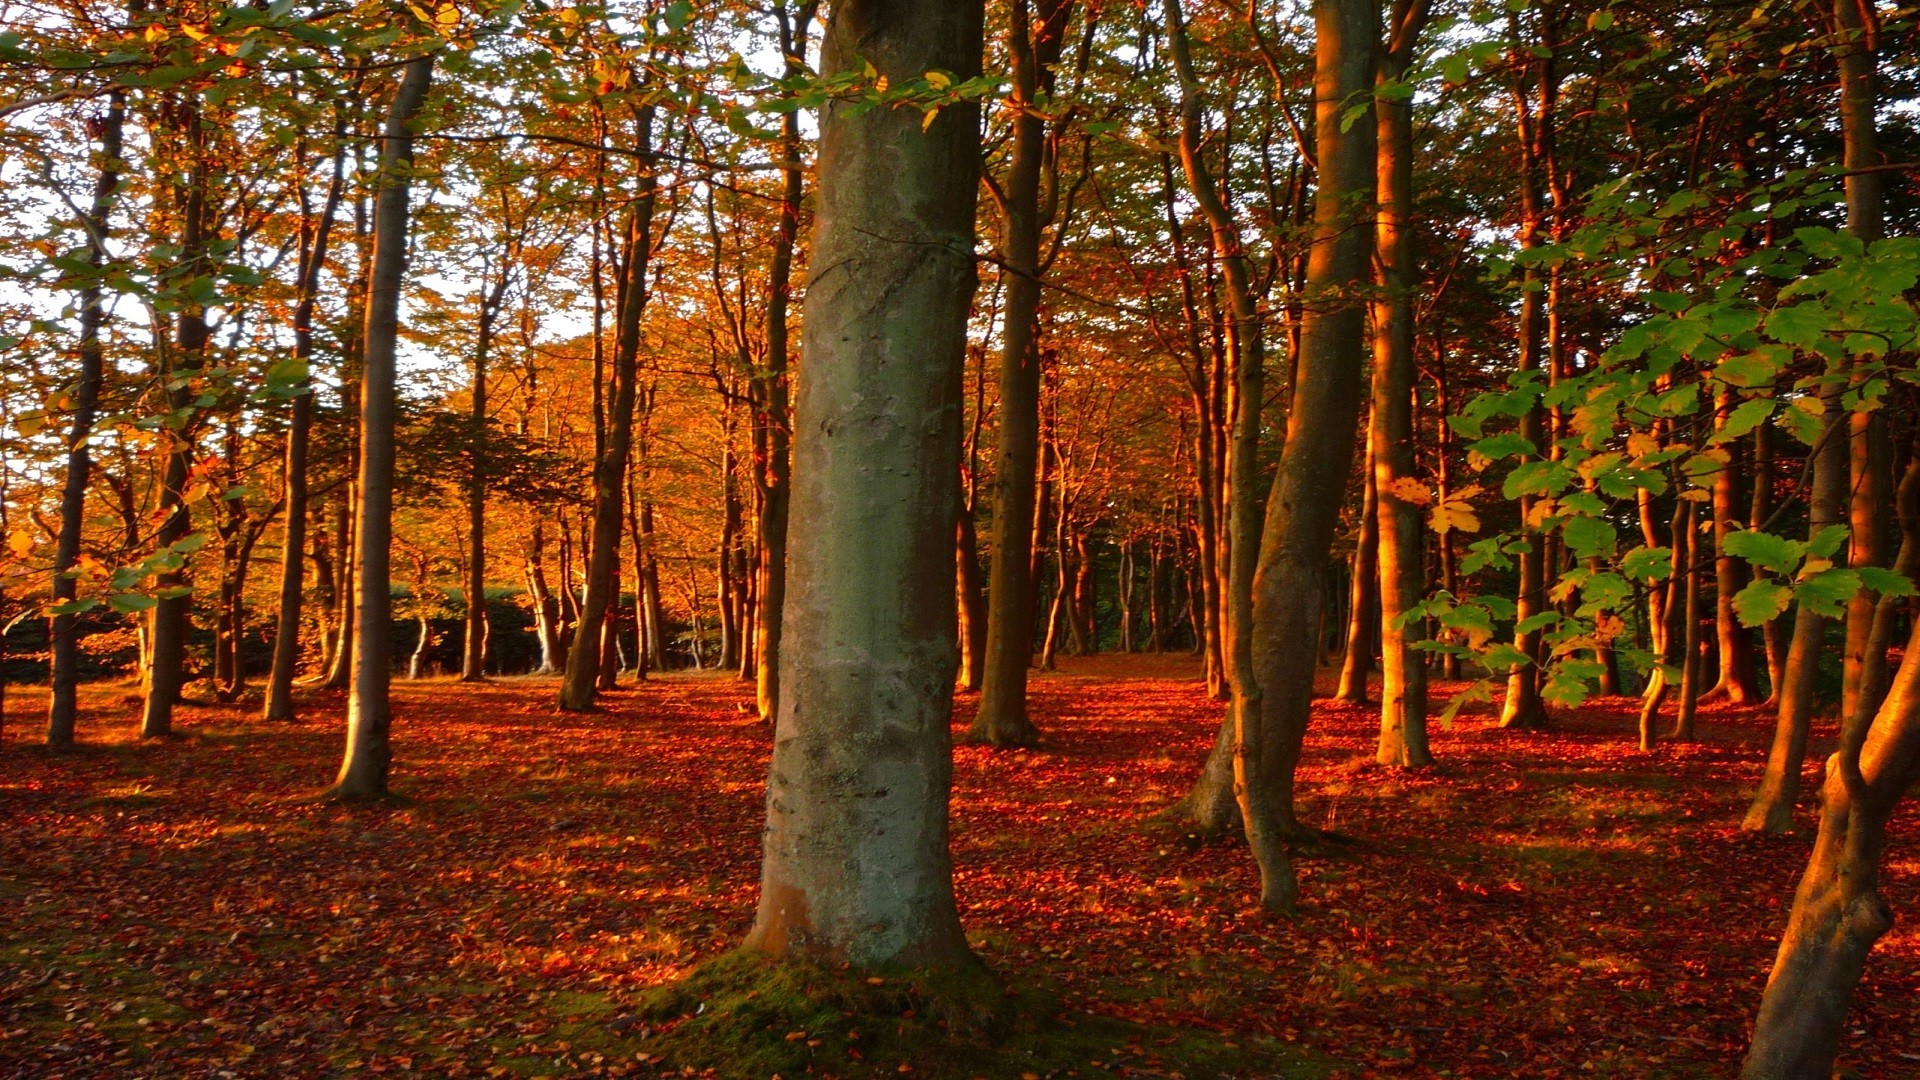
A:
[[2, 657, 1917, 1079]]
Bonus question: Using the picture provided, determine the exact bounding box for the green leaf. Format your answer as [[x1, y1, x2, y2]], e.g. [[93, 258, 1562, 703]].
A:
[[1516, 611, 1561, 635], [1561, 514, 1616, 559], [664, 0, 693, 30], [1733, 580, 1792, 627], [1724, 530, 1802, 574], [1796, 568, 1862, 618], [1806, 524, 1850, 560], [1466, 433, 1536, 461], [1714, 398, 1775, 443], [1503, 460, 1574, 500], [108, 593, 159, 613], [1767, 303, 1832, 347], [1622, 545, 1673, 582], [1857, 566, 1916, 598]]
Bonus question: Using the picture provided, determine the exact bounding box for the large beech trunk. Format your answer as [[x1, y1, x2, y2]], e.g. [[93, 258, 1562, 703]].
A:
[[970, 0, 1074, 747], [329, 55, 434, 799], [743, 0, 983, 967], [1371, 0, 1433, 767], [47, 85, 124, 748], [1742, 617, 1920, 1077]]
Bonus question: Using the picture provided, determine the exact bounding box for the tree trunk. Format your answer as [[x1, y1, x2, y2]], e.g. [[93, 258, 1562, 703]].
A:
[[329, 54, 434, 799], [1336, 457, 1377, 704], [955, 485, 988, 691], [1743, 382, 1847, 830], [463, 275, 507, 682], [141, 92, 212, 739], [1741, 620, 1920, 1078], [1671, 503, 1704, 740], [266, 139, 346, 722], [1754, 424, 1789, 700], [1238, 0, 1378, 910], [743, 0, 984, 969], [559, 106, 658, 711], [1371, 0, 1434, 766], [47, 84, 124, 748], [1705, 387, 1760, 703], [750, 4, 811, 719], [1498, 20, 1553, 731], [970, 0, 1073, 746]]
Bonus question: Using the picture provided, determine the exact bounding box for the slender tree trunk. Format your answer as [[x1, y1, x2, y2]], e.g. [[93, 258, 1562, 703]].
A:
[[141, 94, 212, 739], [743, 0, 985, 969], [955, 485, 988, 690], [559, 107, 658, 711], [1754, 424, 1789, 700], [47, 85, 124, 748], [970, 0, 1073, 746], [1705, 388, 1760, 703], [330, 54, 435, 799], [1372, 0, 1434, 766], [1672, 503, 1705, 740], [1337, 461, 1377, 703], [1639, 497, 1687, 749], [1744, 389, 1847, 830], [1237, 0, 1378, 910], [266, 140, 345, 722], [463, 281, 506, 681]]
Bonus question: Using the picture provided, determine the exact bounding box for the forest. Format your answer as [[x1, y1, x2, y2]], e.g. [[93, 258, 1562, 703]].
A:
[[0, 0, 1917, 1075]]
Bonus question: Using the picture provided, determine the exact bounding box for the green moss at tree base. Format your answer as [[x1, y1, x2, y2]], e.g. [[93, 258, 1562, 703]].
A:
[[628, 949, 1324, 1079]]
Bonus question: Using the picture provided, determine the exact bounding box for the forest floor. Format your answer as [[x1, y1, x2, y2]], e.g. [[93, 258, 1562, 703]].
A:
[[1, 657, 1917, 1079]]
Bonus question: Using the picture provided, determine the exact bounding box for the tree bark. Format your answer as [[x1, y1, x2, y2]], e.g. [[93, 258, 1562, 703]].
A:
[[1744, 387, 1847, 830], [265, 138, 346, 722], [743, 0, 984, 968], [329, 54, 435, 799], [1704, 388, 1760, 703], [141, 92, 212, 739], [752, 0, 811, 721], [1371, 0, 1434, 767], [970, 0, 1074, 747], [1237, 0, 1377, 910], [559, 106, 658, 711], [1336, 460, 1377, 704], [47, 85, 124, 748]]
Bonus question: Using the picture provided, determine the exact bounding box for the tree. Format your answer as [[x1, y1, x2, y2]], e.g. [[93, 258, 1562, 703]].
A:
[[743, 0, 986, 968], [330, 51, 435, 800], [968, 0, 1076, 748]]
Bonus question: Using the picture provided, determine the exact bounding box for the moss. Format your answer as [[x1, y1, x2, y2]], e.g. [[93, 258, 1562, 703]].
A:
[[629, 950, 1323, 1079]]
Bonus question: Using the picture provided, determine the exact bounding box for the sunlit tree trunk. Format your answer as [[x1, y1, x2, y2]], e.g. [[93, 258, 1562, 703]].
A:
[[1744, 0, 1886, 837], [559, 106, 658, 711], [266, 135, 345, 722], [1371, 0, 1433, 766], [1705, 388, 1760, 703], [743, 0, 984, 968], [971, 0, 1074, 746], [329, 54, 435, 799], [1336, 462, 1377, 704], [47, 85, 123, 748], [749, 0, 812, 718], [1216, 0, 1376, 911], [141, 93, 212, 739]]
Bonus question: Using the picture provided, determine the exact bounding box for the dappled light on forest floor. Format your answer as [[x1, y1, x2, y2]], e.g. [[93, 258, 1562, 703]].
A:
[[2, 656, 1916, 1078]]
